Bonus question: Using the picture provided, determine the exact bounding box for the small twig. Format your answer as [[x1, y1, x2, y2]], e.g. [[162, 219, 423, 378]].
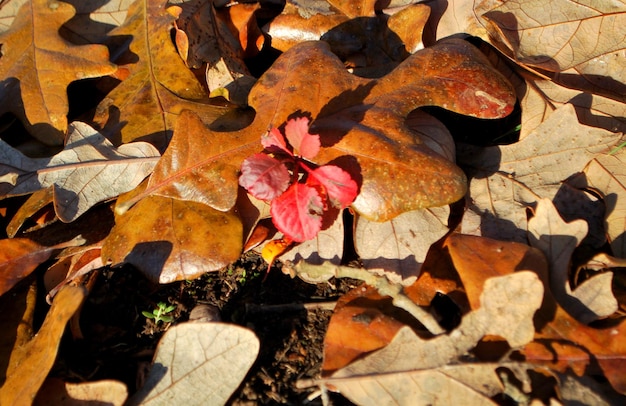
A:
[[245, 301, 337, 315], [291, 261, 445, 335]]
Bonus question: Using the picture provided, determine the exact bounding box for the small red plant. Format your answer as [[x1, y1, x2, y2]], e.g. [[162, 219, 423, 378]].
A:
[[239, 116, 358, 242]]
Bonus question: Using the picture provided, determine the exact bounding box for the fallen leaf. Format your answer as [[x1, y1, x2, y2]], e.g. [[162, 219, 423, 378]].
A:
[[59, 0, 133, 44], [424, 0, 500, 45], [0, 286, 86, 405], [484, 1, 626, 74], [321, 285, 411, 374], [128, 322, 259, 406], [0, 0, 118, 144], [444, 233, 549, 311], [323, 362, 502, 406], [102, 195, 243, 283], [166, 0, 258, 105], [6, 187, 56, 237], [516, 71, 626, 139], [92, 0, 228, 149], [278, 212, 344, 267], [522, 289, 626, 395], [34, 378, 128, 406], [458, 103, 621, 243], [0, 236, 84, 296], [0, 121, 160, 222], [528, 198, 617, 323], [335, 272, 543, 379], [355, 206, 450, 285], [267, 2, 430, 75], [569, 148, 626, 258], [0, 279, 37, 386], [127, 39, 514, 224], [323, 272, 543, 404]]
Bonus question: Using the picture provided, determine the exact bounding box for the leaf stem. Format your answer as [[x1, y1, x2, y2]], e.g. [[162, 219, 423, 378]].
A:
[[290, 261, 445, 335]]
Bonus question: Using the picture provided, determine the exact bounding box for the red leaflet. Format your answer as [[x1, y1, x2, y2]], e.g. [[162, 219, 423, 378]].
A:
[[240, 115, 359, 245], [261, 127, 289, 153], [309, 165, 358, 209], [284, 117, 320, 159], [270, 183, 324, 242], [239, 153, 290, 201]]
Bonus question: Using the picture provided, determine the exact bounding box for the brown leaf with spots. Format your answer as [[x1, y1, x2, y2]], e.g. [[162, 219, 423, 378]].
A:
[[122, 39, 514, 223], [102, 195, 243, 283]]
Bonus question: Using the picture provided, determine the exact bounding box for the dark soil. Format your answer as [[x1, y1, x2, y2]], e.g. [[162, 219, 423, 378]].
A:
[[50, 251, 359, 405]]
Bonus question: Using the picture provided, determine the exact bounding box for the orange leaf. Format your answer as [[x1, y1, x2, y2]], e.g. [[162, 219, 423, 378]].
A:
[[0, 286, 86, 405], [322, 285, 407, 375], [126, 39, 514, 222], [0, 238, 55, 296], [0, 0, 117, 144]]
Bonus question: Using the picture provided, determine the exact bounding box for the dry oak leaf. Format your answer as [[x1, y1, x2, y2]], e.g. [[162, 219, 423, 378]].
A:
[[321, 285, 412, 374], [173, 0, 259, 105], [569, 148, 626, 258], [128, 322, 259, 406], [522, 277, 626, 395], [0, 286, 86, 406], [324, 272, 543, 404], [458, 103, 623, 243], [102, 195, 243, 283], [528, 198, 618, 324], [0, 0, 118, 145], [0, 121, 160, 222], [122, 38, 514, 223], [92, 0, 227, 150], [34, 378, 127, 406], [484, 0, 626, 75], [59, 0, 134, 44], [355, 205, 449, 286], [443, 232, 549, 312], [0, 236, 84, 297], [322, 360, 504, 406], [266, 1, 430, 72], [423, 0, 501, 45]]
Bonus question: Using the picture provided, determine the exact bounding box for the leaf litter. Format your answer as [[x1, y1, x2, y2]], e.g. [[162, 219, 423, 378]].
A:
[[1, 0, 626, 404]]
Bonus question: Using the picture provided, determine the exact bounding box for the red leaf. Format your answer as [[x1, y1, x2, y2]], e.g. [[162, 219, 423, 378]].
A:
[[261, 127, 290, 154], [284, 117, 320, 159], [270, 183, 324, 242], [309, 165, 358, 209], [239, 153, 290, 201]]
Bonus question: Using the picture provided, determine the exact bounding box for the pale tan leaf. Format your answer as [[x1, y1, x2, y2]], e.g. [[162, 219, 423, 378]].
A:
[[324, 364, 499, 406], [517, 72, 626, 139], [458, 103, 621, 243], [0, 0, 27, 33], [60, 0, 134, 44], [406, 109, 456, 162], [528, 198, 617, 323], [484, 1, 626, 74], [0, 121, 160, 222], [333, 272, 542, 379], [128, 322, 259, 406], [569, 149, 626, 257], [206, 58, 257, 105], [354, 206, 449, 285], [323, 272, 542, 404], [423, 0, 501, 45], [279, 212, 344, 267], [34, 378, 128, 406]]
